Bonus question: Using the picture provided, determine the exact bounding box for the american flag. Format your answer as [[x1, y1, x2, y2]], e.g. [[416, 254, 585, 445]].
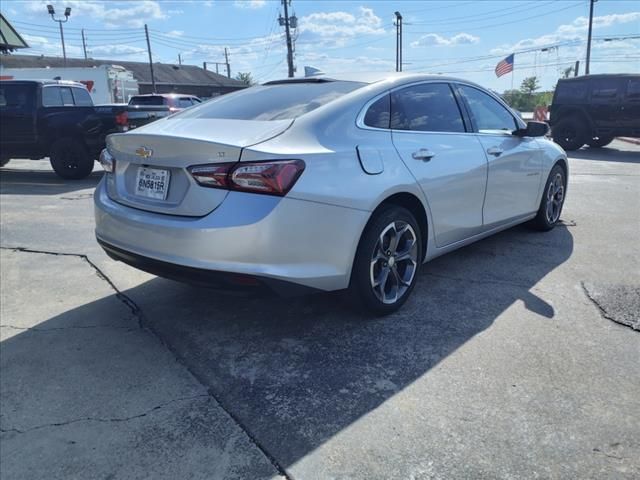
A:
[[495, 54, 514, 78]]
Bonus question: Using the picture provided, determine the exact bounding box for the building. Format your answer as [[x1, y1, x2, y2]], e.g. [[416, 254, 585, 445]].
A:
[[0, 54, 247, 98]]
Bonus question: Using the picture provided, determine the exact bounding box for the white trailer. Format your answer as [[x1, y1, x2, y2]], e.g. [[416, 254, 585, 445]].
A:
[[0, 64, 139, 104]]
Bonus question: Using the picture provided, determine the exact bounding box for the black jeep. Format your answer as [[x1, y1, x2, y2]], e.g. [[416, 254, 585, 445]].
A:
[[549, 74, 640, 150]]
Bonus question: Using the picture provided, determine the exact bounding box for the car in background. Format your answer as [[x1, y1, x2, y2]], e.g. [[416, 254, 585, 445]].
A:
[[549, 74, 640, 150], [0, 79, 128, 178], [95, 73, 567, 314], [126, 93, 202, 129]]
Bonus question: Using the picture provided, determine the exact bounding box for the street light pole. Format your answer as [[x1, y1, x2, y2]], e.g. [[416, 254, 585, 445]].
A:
[[394, 11, 403, 72], [585, 0, 597, 75], [47, 5, 71, 67]]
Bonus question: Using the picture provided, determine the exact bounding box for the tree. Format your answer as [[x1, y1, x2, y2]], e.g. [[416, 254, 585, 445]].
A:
[[520, 76, 540, 96], [235, 72, 254, 86], [562, 66, 575, 79]]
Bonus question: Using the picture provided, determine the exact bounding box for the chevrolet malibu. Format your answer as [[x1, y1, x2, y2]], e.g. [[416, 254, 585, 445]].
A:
[[94, 73, 568, 314]]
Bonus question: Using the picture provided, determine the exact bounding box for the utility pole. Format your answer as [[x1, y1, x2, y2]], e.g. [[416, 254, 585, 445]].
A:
[[585, 0, 596, 75], [144, 24, 156, 92], [224, 47, 230, 78], [81, 28, 87, 59], [46, 5, 71, 67], [279, 0, 297, 78], [574, 60, 580, 77], [394, 11, 403, 72], [178, 53, 182, 65]]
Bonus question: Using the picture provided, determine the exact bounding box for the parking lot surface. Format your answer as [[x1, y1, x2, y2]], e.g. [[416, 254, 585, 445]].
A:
[[1, 141, 639, 479]]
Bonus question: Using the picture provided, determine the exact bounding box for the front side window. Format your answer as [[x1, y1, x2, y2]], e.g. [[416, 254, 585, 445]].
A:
[[626, 79, 640, 102], [42, 87, 63, 107], [178, 80, 365, 121], [71, 87, 93, 106], [177, 98, 193, 108], [129, 96, 166, 106], [458, 85, 517, 133], [60, 87, 74, 106], [390, 83, 465, 132]]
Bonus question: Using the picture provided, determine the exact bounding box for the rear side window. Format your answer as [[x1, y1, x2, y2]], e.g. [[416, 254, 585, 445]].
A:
[[177, 98, 193, 108], [626, 79, 640, 102], [458, 85, 517, 132], [0, 84, 35, 110], [555, 81, 587, 102], [591, 78, 620, 101], [60, 87, 74, 106], [178, 81, 365, 121], [129, 96, 166, 106], [71, 87, 93, 106], [364, 94, 390, 129], [42, 86, 63, 106], [390, 83, 465, 132]]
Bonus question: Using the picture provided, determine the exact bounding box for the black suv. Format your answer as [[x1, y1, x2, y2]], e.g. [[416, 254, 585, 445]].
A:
[[549, 74, 640, 150]]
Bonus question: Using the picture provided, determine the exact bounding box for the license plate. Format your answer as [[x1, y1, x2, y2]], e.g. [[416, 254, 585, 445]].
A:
[[135, 167, 170, 200]]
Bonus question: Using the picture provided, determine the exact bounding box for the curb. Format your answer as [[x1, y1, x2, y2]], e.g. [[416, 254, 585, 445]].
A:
[[617, 137, 640, 146]]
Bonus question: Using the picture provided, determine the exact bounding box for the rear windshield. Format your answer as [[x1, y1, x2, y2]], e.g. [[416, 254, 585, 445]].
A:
[[129, 96, 167, 106], [554, 81, 588, 103], [177, 81, 365, 121]]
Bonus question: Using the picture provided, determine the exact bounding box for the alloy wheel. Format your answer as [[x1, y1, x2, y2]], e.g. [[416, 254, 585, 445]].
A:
[[370, 221, 419, 304], [545, 172, 565, 224]]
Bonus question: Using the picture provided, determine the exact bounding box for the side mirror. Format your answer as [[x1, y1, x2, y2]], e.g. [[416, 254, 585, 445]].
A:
[[515, 121, 549, 137]]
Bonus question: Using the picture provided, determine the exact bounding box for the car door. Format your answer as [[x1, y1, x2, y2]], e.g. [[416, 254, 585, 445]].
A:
[[390, 82, 488, 247], [0, 83, 37, 148], [621, 77, 640, 135], [456, 84, 543, 227]]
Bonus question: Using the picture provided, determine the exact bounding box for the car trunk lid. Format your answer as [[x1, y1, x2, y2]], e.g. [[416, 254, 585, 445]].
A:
[[105, 118, 292, 217]]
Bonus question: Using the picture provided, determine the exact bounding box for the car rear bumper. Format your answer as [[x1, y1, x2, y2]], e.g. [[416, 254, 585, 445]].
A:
[[94, 177, 369, 291]]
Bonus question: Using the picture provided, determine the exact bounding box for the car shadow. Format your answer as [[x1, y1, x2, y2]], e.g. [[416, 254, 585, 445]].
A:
[[0, 165, 103, 196], [1, 223, 574, 475], [568, 144, 640, 164]]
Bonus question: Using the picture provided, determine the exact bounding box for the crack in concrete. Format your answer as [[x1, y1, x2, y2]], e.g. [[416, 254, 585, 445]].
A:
[[581, 282, 639, 332], [0, 324, 134, 332], [0, 246, 142, 327], [1, 245, 294, 479], [0, 394, 210, 434]]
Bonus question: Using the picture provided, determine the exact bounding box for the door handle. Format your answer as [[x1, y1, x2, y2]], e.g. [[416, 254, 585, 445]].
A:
[[412, 148, 435, 161], [486, 146, 503, 156]]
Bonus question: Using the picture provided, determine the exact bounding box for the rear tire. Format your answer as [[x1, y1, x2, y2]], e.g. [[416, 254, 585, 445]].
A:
[[531, 164, 566, 231], [49, 138, 94, 180], [587, 135, 614, 148], [349, 205, 422, 315], [552, 117, 588, 151]]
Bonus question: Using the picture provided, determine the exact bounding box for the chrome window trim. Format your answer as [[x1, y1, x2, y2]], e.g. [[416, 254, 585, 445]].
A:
[[356, 79, 524, 136]]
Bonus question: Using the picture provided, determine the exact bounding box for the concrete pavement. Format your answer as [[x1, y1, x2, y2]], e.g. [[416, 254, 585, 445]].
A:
[[1, 140, 639, 479]]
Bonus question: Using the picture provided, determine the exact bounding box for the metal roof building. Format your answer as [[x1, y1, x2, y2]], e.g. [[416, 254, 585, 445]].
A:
[[0, 54, 247, 98], [0, 14, 29, 53]]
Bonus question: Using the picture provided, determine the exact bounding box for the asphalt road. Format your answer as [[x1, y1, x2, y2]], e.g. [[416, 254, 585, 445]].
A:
[[1, 140, 639, 479]]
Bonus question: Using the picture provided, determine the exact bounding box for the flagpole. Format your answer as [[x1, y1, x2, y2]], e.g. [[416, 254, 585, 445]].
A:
[[511, 69, 514, 90]]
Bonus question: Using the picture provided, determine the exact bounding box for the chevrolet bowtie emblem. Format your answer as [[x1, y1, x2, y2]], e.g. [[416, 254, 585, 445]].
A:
[[135, 146, 153, 158]]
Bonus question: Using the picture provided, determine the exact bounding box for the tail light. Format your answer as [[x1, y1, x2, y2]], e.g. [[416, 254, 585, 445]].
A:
[[99, 149, 115, 173], [115, 111, 129, 131], [188, 160, 305, 196]]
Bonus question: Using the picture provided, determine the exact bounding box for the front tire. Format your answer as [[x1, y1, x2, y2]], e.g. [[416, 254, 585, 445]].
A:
[[349, 205, 422, 315], [532, 164, 566, 231], [552, 117, 587, 151], [49, 138, 94, 180], [587, 135, 614, 148]]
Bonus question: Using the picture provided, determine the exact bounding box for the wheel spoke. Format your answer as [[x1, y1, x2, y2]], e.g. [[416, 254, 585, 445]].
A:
[[373, 266, 390, 288]]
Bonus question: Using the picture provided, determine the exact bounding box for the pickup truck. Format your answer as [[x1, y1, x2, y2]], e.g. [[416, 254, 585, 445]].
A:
[[125, 93, 202, 129], [0, 80, 128, 179]]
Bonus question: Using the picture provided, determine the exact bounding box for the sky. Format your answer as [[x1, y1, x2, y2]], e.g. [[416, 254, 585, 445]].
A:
[[2, 0, 639, 92]]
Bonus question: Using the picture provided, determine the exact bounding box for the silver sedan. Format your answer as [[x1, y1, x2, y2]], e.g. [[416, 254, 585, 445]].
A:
[[94, 73, 568, 313]]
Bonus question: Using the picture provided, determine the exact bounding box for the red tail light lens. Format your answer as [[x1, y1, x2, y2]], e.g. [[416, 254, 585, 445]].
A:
[[188, 160, 305, 196], [115, 111, 128, 126]]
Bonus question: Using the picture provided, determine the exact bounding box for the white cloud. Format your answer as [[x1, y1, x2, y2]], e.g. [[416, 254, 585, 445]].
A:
[[491, 11, 640, 54], [234, 0, 266, 9], [300, 7, 385, 38], [203, 1, 214, 7], [24, 1, 167, 28], [411, 33, 479, 47], [166, 30, 184, 37], [167, 9, 184, 15]]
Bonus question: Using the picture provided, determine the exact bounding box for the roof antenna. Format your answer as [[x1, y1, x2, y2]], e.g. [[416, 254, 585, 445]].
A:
[[304, 66, 324, 77]]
